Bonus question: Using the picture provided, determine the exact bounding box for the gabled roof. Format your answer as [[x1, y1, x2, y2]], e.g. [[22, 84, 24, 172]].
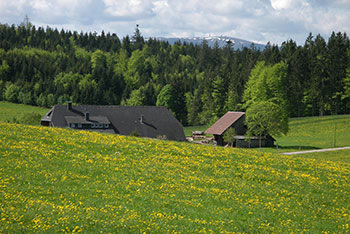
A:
[[205, 112, 245, 135], [41, 105, 186, 141]]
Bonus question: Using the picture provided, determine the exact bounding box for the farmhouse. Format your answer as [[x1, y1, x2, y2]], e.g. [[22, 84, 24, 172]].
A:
[[41, 102, 186, 141], [205, 111, 275, 147]]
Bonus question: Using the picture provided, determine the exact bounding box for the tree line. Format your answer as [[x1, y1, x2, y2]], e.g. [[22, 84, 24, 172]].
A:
[[0, 22, 349, 126]]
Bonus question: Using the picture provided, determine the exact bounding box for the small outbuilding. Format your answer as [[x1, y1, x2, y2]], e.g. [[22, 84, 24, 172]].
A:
[[205, 111, 275, 147], [41, 102, 186, 141]]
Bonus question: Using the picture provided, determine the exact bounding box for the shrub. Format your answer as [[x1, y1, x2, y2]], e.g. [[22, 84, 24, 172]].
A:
[[4, 83, 20, 103], [223, 127, 236, 146], [130, 129, 140, 137], [8, 112, 42, 125]]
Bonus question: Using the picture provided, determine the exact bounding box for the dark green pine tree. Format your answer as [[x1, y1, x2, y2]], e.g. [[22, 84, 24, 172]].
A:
[[327, 32, 349, 114], [132, 24, 144, 51], [122, 35, 132, 57], [280, 39, 306, 117], [170, 73, 188, 126], [211, 75, 226, 119], [290, 46, 309, 117], [259, 42, 281, 65], [306, 34, 329, 116]]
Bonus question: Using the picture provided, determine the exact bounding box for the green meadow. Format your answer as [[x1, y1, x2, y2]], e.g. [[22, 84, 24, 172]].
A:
[[0, 101, 49, 124], [295, 150, 350, 163], [276, 115, 350, 150], [0, 122, 349, 232], [0, 102, 349, 231]]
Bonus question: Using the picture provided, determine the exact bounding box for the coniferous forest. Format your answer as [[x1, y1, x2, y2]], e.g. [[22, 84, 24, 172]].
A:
[[0, 22, 349, 126]]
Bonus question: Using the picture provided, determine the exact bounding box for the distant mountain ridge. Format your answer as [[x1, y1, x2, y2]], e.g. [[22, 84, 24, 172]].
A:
[[148, 36, 266, 50]]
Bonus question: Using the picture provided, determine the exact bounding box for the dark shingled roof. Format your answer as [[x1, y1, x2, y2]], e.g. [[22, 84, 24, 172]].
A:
[[65, 116, 110, 125], [205, 112, 245, 135], [41, 105, 186, 141]]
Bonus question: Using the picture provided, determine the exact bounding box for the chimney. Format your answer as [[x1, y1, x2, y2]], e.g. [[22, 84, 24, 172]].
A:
[[67, 101, 72, 110], [85, 112, 90, 121]]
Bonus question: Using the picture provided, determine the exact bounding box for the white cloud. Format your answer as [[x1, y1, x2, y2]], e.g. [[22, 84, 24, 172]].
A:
[[103, 0, 154, 19], [31, 0, 51, 12], [152, 0, 169, 13], [0, 0, 349, 45], [0, 0, 27, 19], [270, 0, 293, 10]]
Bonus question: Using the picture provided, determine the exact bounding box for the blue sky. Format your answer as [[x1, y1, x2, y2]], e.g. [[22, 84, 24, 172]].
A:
[[0, 0, 349, 45]]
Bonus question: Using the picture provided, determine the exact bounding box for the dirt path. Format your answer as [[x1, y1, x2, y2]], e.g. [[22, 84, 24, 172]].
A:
[[282, 147, 350, 155]]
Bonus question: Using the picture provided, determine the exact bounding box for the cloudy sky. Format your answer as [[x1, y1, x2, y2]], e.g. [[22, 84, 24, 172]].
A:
[[0, 0, 349, 45]]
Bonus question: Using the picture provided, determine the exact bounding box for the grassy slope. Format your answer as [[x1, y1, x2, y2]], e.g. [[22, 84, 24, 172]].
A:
[[257, 115, 350, 159], [0, 123, 349, 232], [296, 150, 350, 163], [276, 115, 350, 150], [0, 101, 49, 124]]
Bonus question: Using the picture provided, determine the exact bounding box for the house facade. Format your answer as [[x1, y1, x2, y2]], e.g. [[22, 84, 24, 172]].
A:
[[41, 102, 186, 141], [205, 111, 275, 147]]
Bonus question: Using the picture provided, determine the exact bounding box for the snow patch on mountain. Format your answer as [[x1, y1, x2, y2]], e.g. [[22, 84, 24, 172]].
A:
[[148, 36, 265, 50]]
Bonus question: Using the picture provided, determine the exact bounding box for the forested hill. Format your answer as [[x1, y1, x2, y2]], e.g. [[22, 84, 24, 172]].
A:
[[0, 23, 349, 126]]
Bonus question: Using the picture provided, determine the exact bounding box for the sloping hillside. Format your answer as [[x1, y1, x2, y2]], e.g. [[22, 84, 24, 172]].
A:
[[0, 101, 49, 124], [276, 115, 350, 150], [0, 123, 349, 232]]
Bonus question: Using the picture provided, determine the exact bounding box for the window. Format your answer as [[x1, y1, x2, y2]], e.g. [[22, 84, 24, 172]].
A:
[[70, 123, 75, 128], [91, 123, 106, 129], [78, 123, 82, 128]]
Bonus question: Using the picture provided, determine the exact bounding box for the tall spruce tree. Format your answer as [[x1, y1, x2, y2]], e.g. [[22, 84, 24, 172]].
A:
[[327, 32, 348, 114], [306, 34, 328, 116]]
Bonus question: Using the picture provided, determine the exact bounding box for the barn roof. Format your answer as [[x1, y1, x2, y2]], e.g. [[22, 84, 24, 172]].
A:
[[41, 104, 186, 141], [65, 116, 110, 125], [205, 112, 245, 135]]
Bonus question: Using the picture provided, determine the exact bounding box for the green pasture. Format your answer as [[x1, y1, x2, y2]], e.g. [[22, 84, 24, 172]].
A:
[[293, 149, 350, 163], [0, 123, 349, 232], [0, 101, 49, 124], [276, 115, 350, 150]]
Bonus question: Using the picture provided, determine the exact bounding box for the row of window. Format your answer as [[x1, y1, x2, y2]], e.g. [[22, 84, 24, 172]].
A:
[[70, 123, 110, 129], [92, 123, 110, 129]]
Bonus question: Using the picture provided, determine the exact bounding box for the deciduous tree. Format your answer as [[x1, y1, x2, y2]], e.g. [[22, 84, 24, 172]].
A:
[[245, 101, 288, 148]]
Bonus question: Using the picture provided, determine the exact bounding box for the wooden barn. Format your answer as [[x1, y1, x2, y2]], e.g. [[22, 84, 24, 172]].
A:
[[205, 111, 275, 147], [41, 102, 186, 141]]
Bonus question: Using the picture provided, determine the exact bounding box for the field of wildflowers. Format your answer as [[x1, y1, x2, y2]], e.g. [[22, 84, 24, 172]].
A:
[[297, 149, 350, 163], [0, 122, 349, 232]]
